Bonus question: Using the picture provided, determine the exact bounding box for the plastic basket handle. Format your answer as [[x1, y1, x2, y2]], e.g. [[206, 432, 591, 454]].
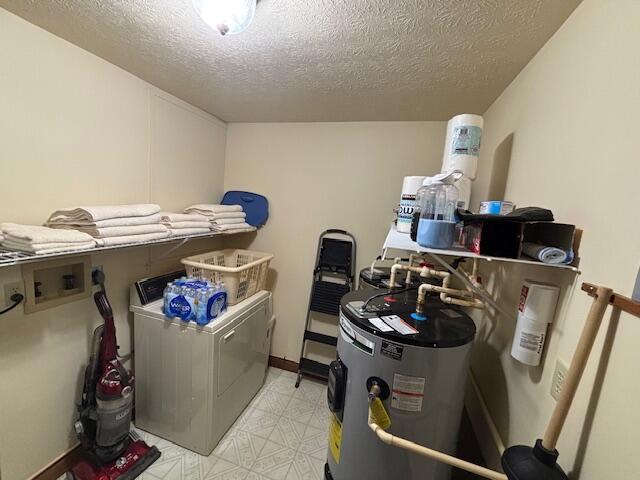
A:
[[181, 253, 273, 273]]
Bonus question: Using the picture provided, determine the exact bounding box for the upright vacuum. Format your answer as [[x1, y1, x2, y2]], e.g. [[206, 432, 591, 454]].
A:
[[70, 270, 160, 480]]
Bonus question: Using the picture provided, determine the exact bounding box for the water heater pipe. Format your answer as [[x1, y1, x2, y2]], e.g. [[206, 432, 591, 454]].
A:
[[417, 282, 485, 309], [470, 371, 506, 455], [405, 253, 431, 284], [389, 263, 447, 289], [388, 263, 484, 310], [368, 408, 507, 480]]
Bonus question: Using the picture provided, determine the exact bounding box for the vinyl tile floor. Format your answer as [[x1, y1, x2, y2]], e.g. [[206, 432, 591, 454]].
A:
[[79, 368, 329, 480]]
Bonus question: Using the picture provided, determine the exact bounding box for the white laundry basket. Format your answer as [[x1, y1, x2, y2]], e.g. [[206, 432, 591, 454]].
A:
[[181, 249, 273, 305]]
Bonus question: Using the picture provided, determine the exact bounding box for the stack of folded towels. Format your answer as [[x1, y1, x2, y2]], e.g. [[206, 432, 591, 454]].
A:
[[160, 212, 212, 237], [46, 204, 169, 246], [0, 223, 96, 254], [184, 204, 255, 234]]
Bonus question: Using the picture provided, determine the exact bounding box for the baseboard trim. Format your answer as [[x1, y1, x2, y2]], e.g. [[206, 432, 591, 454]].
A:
[[30, 444, 82, 480], [268, 355, 299, 373]]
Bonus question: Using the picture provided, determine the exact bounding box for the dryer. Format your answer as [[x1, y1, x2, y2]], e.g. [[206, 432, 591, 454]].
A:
[[130, 274, 273, 455]]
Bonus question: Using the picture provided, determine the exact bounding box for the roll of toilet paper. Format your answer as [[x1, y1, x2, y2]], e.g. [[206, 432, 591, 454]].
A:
[[397, 176, 426, 233], [441, 114, 484, 180]]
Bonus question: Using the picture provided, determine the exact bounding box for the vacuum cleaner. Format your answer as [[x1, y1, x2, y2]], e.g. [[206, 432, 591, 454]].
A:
[[69, 270, 160, 480]]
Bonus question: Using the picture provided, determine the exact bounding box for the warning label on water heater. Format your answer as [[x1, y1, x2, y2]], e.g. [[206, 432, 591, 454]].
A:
[[391, 373, 425, 412], [329, 414, 342, 464]]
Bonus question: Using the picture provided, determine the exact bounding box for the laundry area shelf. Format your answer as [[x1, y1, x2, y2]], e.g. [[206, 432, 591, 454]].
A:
[[0, 229, 256, 269], [382, 227, 580, 273]]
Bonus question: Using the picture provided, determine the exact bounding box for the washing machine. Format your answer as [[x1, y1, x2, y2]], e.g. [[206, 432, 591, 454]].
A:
[[130, 272, 274, 455], [325, 288, 476, 480]]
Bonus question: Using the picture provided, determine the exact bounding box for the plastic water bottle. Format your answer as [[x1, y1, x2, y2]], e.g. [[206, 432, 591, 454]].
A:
[[164, 283, 188, 320], [208, 282, 228, 320], [184, 287, 198, 321], [163, 282, 175, 318], [218, 282, 228, 315], [195, 288, 212, 326]]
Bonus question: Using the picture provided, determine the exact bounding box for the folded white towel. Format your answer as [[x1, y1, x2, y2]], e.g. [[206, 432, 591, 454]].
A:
[[206, 212, 246, 220], [185, 204, 243, 214], [61, 224, 168, 239], [47, 204, 161, 223], [160, 212, 209, 223], [95, 231, 170, 247], [211, 222, 253, 232], [168, 227, 212, 237], [211, 218, 246, 226], [47, 213, 162, 228], [2, 239, 96, 254], [0, 223, 94, 244], [162, 221, 212, 230], [221, 227, 256, 235]]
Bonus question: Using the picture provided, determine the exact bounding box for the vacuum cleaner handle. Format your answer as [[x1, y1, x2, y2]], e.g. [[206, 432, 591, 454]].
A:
[[94, 289, 119, 364], [92, 269, 107, 294], [94, 291, 113, 320]]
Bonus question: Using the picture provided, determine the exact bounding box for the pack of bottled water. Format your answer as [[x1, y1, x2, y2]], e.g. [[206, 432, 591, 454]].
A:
[[163, 276, 228, 325]]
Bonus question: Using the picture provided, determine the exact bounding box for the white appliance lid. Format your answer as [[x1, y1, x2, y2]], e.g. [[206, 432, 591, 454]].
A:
[[130, 290, 270, 333]]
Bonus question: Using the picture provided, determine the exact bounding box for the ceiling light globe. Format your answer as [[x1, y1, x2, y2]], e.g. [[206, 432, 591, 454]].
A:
[[193, 0, 256, 36]]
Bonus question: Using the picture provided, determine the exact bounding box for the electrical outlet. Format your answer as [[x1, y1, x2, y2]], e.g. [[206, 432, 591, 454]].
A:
[[3, 281, 25, 307], [551, 358, 569, 400]]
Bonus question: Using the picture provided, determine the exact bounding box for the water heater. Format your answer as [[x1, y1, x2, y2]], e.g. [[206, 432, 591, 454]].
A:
[[325, 289, 476, 480]]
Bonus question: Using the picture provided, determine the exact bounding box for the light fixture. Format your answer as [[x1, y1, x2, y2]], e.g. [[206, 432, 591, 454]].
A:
[[193, 0, 257, 36]]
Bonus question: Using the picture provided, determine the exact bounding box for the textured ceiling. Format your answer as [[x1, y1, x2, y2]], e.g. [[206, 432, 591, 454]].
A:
[[0, 0, 580, 122]]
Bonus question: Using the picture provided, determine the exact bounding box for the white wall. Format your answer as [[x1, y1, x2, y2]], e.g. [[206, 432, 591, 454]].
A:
[[224, 122, 446, 361], [4, 1, 639, 478], [0, 9, 226, 479], [467, 1, 640, 478]]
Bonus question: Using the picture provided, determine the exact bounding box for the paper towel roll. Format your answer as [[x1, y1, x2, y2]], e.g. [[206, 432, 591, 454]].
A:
[[455, 176, 472, 210], [441, 114, 483, 180], [397, 176, 426, 233]]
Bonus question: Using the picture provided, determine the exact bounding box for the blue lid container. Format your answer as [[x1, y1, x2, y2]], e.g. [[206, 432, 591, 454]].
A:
[[221, 191, 269, 227]]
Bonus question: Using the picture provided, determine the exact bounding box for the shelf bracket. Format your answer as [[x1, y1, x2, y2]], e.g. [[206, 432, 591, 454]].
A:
[[581, 282, 640, 318], [155, 236, 192, 261]]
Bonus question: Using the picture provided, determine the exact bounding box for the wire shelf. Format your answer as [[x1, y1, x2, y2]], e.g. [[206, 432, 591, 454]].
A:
[[0, 229, 256, 269]]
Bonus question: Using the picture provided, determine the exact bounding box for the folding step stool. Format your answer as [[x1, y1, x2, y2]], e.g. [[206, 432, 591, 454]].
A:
[[295, 229, 356, 387]]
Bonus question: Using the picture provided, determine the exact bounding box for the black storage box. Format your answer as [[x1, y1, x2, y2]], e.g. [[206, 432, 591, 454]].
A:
[[462, 220, 578, 265]]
